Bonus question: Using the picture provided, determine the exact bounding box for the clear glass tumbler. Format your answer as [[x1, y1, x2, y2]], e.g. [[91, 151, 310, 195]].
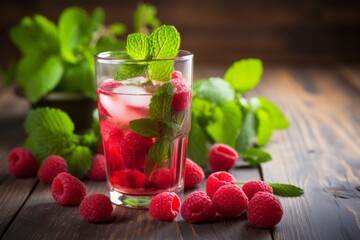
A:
[[95, 50, 193, 208]]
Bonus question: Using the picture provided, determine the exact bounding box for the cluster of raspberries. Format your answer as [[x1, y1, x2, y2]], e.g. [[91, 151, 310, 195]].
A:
[[150, 171, 283, 228], [7, 147, 111, 223]]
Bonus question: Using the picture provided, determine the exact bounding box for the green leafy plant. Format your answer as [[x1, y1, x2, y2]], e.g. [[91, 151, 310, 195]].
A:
[[188, 59, 290, 168], [5, 4, 160, 104], [24, 107, 99, 178]]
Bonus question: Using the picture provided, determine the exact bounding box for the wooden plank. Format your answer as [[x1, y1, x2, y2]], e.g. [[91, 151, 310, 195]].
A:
[[249, 67, 360, 239], [2, 168, 271, 239]]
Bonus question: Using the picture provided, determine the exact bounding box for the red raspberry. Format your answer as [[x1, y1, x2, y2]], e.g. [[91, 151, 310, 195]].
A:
[[172, 71, 183, 79], [171, 78, 192, 112], [87, 154, 107, 181], [37, 155, 68, 184], [149, 192, 180, 221], [242, 180, 273, 200], [206, 171, 236, 198], [212, 184, 248, 217], [180, 191, 216, 223], [101, 122, 124, 172], [79, 194, 113, 223], [120, 131, 153, 170], [112, 169, 146, 189], [247, 192, 283, 228], [7, 147, 37, 177], [208, 143, 238, 172], [151, 168, 174, 189], [51, 172, 86, 206], [184, 158, 205, 189]]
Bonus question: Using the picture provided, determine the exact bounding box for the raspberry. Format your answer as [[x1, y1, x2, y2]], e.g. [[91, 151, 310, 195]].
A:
[[206, 171, 236, 198], [247, 192, 283, 228], [242, 180, 273, 200], [87, 154, 107, 181], [37, 155, 68, 184], [151, 168, 174, 189], [184, 158, 205, 189], [111, 169, 146, 189], [171, 78, 192, 112], [101, 122, 124, 172], [212, 184, 248, 217], [120, 131, 153, 170], [7, 147, 37, 177], [79, 194, 113, 223], [149, 192, 180, 221], [51, 172, 86, 206], [208, 144, 238, 172], [172, 71, 183, 79], [180, 191, 216, 223]]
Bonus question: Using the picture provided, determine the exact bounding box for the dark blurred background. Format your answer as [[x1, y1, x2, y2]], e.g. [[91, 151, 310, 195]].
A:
[[1, 0, 360, 68]]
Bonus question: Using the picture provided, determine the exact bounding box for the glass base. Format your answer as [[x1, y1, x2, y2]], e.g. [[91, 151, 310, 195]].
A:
[[109, 186, 184, 209]]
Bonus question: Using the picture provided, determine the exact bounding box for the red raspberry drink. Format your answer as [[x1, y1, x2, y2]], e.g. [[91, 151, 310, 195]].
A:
[[95, 50, 193, 209]]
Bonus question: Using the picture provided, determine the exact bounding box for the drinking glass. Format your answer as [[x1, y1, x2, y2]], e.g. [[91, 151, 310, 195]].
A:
[[95, 50, 193, 208]]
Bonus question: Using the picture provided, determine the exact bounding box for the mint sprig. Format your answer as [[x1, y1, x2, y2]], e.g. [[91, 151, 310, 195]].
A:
[[237, 181, 304, 197], [115, 25, 180, 81], [23, 107, 98, 178]]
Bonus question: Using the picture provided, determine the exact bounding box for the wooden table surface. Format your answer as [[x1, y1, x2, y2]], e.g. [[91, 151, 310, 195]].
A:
[[0, 65, 359, 240]]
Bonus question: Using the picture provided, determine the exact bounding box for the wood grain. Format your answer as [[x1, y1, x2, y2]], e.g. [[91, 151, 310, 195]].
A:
[[250, 66, 360, 240]]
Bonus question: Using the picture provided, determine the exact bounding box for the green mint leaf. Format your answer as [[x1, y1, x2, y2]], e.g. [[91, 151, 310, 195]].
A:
[[255, 108, 273, 146], [193, 78, 236, 105], [123, 198, 151, 207], [188, 117, 210, 168], [236, 110, 256, 152], [126, 33, 151, 59], [24, 107, 75, 162], [130, 118, 163, 138], [114, 63, 148, 80], [146, 138, 171, 174], [224, 59, 263, 94], [90, 7, 104, 33], [206, 102, 242, 148], [268, 183, 304, 197], [9, 15, 59, 56], [149, 82, 175, 120], [134, 3, 160, 34], [16, 54, 63, 103], [148, 60, 173, 81], [150, 25, 180, 59], [109, 23, 127, 36], [65, 145, 93, 178], [59, 7, 92, 63], [240, 148, 272, 166], [78, 133, 99, 153], [257, 97, 290, 130]]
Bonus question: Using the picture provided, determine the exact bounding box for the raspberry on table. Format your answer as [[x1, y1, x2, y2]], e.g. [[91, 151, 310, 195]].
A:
[[171, 78, 192, 112], [184, 158, 205, 189], [51, 172, 86, 206], [38, 155, 68, 184], [120, 131, 153, 170], [87, 154, 107, 181], [242, 180, 273, 200], [149, 192, 180, 221], [208, 143, 238, 172], [181, 191, 216, 223], [206, 171, 236, 198], [79, 194, 113, 223], [212, 184, 248, 217], [247, 192, 283, 228], [7, 147, 38, 177]]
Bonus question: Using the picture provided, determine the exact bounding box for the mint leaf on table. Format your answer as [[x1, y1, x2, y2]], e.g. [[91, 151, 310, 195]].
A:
[[65, 145, 93, 178], [268, 183, 304, 197], [17, 55, 64, 103], [224, 59, 263, 94], [240, 148, 272, 166], [193, 78, 236, 105], [188, 117, 210, 168], [256, 97, 290, 130], [236, 110, 256, 152], [255, 108, 273, 146]]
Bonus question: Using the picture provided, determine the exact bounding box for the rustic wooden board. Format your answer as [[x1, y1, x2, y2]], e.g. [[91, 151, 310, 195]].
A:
[[250, 67, 360, 240], [2, 168, 270, 240]]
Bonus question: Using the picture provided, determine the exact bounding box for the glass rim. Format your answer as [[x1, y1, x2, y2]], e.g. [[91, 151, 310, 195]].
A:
[[95, 50, 193, 63]]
